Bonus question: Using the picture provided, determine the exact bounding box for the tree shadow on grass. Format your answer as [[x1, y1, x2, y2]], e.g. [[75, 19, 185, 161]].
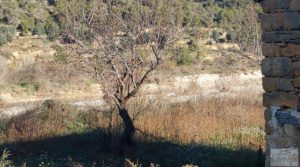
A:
[[0, 129, 265, 167]]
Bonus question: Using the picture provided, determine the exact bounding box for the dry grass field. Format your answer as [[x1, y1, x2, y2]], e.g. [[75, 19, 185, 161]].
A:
[[0, 76, 265, 166]]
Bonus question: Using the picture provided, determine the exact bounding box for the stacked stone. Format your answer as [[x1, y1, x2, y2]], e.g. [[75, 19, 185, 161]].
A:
[[262, 0, 300, 166]]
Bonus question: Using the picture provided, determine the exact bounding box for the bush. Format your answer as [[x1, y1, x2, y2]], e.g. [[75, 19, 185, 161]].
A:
[[211, 30, 220, 42], [33, 22, 45, 35], [226, 31, 236, 42], [20, 15, 35, 35], [0, 34, 7, 46], [0, 25, 15, 42], [0, 25, 15, 46], [45, 19, 60, 41], [174, 47, 193, 66]]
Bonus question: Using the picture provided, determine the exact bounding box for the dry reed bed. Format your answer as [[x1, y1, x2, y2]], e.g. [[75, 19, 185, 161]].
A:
[[132, 95, 264, 150], [0, 89, 264, 152]]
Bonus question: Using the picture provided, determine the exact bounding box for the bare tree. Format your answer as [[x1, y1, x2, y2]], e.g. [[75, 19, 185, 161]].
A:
[[57, 0, 182, 145], [233, 0, 262, 63]]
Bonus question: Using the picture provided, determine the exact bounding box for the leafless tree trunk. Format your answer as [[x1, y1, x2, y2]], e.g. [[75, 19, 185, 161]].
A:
[[119, 107, 135, 145]]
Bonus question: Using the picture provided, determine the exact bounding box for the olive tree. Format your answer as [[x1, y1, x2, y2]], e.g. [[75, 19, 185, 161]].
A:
[[57, 0, 182, 145]]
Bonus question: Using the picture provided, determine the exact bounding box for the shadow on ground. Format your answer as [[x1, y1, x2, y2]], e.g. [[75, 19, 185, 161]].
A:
[[0, 129, 265, 167]]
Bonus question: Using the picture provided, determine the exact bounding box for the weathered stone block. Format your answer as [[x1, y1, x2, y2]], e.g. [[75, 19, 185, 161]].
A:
[[262, 77, 294, 92], [262, 58, 273, 76], [292, 56, 300, 61], [262, 13, 284, 31], [283, 124, 298, 137], [273, 134, 297, 148], [293, 77, 300, 87], [262, 0, 291, 13], [278, 78, 294, 92], [262, 57, 294, 77], [262, 43, 300, 57], [293, 61, 300, 76], [265, 108, 273, 121], [282, 44, 300, 57], [263, 92, 298, 108], [262, 0, 300, 12], [263, 31, 300, 43], [290, 0, 300, 11], [265, 121, 275, 135], [276, 111, 300, 127], [262, 43, 282, 57], [263, 77, 278, 92], [285, 12, 300, 30]]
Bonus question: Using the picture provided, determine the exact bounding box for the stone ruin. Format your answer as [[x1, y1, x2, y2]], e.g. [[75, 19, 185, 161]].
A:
[[262, 0, 300, 166]]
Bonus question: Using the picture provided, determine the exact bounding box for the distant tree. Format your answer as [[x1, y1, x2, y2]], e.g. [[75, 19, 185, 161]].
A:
[[58, 0, 182, 146], [219, 0, 262, 62], [196, 2, 220, 30]]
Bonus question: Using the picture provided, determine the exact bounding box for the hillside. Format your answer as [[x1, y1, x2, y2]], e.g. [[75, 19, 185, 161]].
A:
[[0, 0, 262, 45], [0, 0, 262, 104]]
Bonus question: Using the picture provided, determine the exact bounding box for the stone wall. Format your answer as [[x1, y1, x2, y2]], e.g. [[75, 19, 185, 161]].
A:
[[262, 0, 300, 166]]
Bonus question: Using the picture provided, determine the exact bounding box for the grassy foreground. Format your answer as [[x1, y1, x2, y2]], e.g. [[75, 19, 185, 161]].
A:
[[0, 94, 265, 167]]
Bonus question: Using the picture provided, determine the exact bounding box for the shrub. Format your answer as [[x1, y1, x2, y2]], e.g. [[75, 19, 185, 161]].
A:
[[0, 25, 15, 46], [33, 22, 45, 36], [211, 30, 220, 42], [226, 31, 236, 42], [20, 15, 35, 35], [0, 34, 7, 46], [45, 19, 60, 41], [0, 25, 15, 42], [174, 47, 193, 66]]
